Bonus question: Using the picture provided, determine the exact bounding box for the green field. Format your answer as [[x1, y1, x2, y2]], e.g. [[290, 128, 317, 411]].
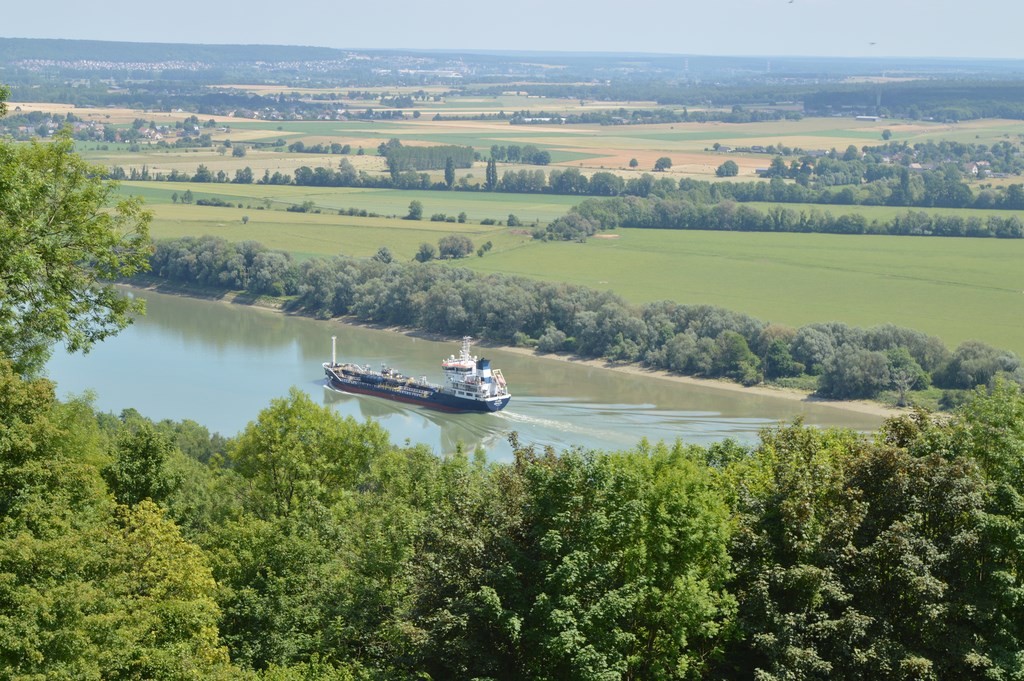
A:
[[123, 181, 585, 224], [463, 229, 1024, 357], [143, 204, 529, 262]]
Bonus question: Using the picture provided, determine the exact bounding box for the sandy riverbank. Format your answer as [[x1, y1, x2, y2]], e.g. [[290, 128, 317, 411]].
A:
[[127, 281, 906, 421], [495, 345, 904, 419]]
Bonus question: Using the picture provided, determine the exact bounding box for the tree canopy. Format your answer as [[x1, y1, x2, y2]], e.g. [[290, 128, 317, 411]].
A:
[[5, 350, 1024, 678], [0, 120, 150, 375], [716, 160, 739, 177]]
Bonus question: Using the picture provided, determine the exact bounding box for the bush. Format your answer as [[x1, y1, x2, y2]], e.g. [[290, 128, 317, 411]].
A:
[[537, 327, 568, 353], [196, 197, 232, 207], [414, 243, 436, 262], [818, 345, 891, 399], [437, 235, 474, 259], [716, 160, 739, 177], [513, 331, 535, 347], [539, 213, 598, 241], [939, 389, 972, 410], [934, 340, 1021, 389], [713, 331, 761, 385], [286, 201, 316, 213]]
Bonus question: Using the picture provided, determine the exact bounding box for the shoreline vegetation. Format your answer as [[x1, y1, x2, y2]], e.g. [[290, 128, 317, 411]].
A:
[[125, 278, 904, 420]]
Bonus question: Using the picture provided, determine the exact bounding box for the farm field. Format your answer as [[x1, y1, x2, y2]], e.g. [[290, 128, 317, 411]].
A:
[[123, 181, 584, 229], [25, 90, 1019, 182], [464, 229, 1024, 357], [141, 201, 530, 262]]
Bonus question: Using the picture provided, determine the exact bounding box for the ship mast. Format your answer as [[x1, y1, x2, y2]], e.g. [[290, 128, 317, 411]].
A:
[[331, 336, 337, 366]]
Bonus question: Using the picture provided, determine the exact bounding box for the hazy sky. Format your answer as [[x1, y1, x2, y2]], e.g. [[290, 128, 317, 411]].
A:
[[4, 0, 1023, 60]]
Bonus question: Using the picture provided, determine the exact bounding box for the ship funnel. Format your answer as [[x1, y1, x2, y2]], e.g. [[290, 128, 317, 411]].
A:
[[331, 336, 337, 366]]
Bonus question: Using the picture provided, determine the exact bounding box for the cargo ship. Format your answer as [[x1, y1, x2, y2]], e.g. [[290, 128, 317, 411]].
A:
[[323, 336, 511, 413]]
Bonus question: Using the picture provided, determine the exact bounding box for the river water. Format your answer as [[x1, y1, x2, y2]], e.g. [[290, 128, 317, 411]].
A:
[[45, 289, 884, 461]]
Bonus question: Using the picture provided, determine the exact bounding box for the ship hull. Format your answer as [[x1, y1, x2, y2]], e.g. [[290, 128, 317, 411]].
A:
[[324, 368, 510, 413]]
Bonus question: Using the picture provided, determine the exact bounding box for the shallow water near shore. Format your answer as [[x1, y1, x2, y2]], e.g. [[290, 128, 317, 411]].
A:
[[45, 289, 885, 461]]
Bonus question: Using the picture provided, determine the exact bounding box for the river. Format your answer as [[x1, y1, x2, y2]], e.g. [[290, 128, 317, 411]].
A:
[[44, 289, 885, 461]]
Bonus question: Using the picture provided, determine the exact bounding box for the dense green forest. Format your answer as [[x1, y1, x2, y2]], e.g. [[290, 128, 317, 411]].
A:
[[145, 235, 1024, 406], [5, 352, 1024, 679]]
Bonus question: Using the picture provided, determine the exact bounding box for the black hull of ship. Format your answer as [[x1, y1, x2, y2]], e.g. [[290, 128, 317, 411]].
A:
[[325, 372, 510, 413]]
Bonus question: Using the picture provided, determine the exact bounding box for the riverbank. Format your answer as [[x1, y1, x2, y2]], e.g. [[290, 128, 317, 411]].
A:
[[125, 280, 905, 420], [497, 345, 903, 419]]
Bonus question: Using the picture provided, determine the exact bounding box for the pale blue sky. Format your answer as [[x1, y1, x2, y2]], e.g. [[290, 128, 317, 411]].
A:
[[4, 0, 1022, 59]]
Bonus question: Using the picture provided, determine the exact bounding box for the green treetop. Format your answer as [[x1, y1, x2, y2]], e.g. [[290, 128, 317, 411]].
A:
[[0, 103, 151, 375]]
